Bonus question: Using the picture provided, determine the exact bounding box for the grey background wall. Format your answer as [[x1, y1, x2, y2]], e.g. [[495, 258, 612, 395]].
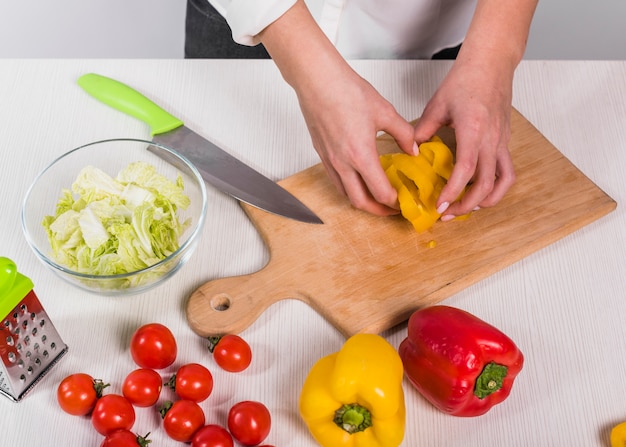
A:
[[0, 0, 625, 59]]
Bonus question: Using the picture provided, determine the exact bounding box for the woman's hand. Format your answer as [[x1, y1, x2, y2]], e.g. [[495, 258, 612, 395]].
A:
[[260, 1, 415, 216], [414, 0, 538, 220], [414, 57, 516, 219], [296, 68, 416, 216]]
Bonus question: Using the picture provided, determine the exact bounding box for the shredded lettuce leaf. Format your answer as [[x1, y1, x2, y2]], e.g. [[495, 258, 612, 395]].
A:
[[43, 162, 191, 277]]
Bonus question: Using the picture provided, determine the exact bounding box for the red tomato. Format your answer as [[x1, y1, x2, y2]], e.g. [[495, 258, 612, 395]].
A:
[[227, 401, 271, 446], [167, 363, 214, 403], [100, 429, 150, 447], [122, 368, 162, 407], [57, 373, 109, 416], [161, 399, 205, 442], [208, 334, 252, 372], [191, 424, 234, 447], [130, 323, 177, 369], [91, 394, 136, 436]]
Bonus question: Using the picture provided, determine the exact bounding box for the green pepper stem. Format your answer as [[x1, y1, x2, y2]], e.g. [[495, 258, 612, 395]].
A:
[[474, 361, 508, 399], [333, 403, 372, 434]]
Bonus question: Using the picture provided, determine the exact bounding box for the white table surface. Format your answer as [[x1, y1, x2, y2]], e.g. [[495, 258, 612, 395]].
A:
[[1, 59, 625, 446]]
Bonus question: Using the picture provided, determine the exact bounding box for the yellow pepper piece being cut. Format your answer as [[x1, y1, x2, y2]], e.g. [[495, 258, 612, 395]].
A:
[[380, 136, 468, 233], [299, 334, 405, 447]]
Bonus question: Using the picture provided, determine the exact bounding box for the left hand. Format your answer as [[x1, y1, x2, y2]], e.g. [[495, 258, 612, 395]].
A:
[[414, 56, 516, 220]]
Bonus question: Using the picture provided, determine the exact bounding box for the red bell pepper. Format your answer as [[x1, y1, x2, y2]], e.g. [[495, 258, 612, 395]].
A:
[[398, 305, 524, 417]]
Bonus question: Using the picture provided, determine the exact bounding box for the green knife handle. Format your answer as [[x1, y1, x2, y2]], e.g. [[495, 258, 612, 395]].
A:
[[77, 73, 184, 136]]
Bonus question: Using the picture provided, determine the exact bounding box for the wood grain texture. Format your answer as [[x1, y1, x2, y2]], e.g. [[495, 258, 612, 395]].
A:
[[186, 108, 616, 337]]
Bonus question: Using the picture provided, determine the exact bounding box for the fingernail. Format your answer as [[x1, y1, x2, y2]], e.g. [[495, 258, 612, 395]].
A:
[[441, 214, 456, 222], [473, 206, 481, 211], [412, 142, 419, 155], [436, 202, 449, 214]]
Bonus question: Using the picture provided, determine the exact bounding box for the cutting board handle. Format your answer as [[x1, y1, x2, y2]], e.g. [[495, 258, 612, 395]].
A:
[[186, 268, 305, 337]]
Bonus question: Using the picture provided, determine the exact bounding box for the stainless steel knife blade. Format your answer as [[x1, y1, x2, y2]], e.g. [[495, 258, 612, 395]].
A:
[[150, 127, 322, 224], [77, 73, 323, 225]]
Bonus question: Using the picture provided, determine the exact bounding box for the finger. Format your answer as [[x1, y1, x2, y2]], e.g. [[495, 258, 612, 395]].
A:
[[341, 145, 400, 213], [341, 167, 399, 216], [437, 139, 481, 214], [413, 103, 448, 144], [477, 147, 516, 207], [445, 151, 496, 217], [380, 110, 418, 155], [314, 131, 399, 215]]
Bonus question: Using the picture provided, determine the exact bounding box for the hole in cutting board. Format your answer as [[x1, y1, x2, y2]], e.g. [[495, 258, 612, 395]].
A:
[[210, 294, 231, 311]]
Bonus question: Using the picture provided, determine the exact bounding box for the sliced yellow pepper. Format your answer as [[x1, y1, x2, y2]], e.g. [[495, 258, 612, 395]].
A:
[[380, 136, 468, 233], [299, 334, 405, 447], [418, 136, 455, 180]]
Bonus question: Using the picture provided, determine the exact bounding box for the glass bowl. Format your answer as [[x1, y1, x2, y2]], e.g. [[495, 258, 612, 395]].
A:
[[21, 138, 207, 295]]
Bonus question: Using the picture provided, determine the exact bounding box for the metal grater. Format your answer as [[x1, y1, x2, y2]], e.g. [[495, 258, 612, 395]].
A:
[[0, 257, 68, 402]]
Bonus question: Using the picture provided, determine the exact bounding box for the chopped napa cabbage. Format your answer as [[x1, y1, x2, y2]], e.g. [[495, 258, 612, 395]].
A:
[[72, 166, 124, 201], [54, 189, 75, 215], [117, 161, 190, 209], [120, 183, 156, 208], [47, 209, 80, 242], [42, 162, 191, 276], [78, 206, 109, 249]]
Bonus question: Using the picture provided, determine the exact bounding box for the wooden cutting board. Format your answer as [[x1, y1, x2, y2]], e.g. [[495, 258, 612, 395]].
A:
[[186, 109, 616, 338]]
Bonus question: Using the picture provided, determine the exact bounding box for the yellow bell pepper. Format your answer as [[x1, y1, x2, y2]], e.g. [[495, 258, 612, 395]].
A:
[[611, 421, 626, 446], [299, 334, 405, 447], [380, 136, 469, 233], [418, 138, 455, 179]]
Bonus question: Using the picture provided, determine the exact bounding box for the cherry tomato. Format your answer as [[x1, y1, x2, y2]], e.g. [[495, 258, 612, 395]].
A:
[[208, 334, 252, 372], [227, 401, 271, 446], [122, 368, 163, 407], [166, 363, 214, 403], [160, 399, 205, 442], [130, 323, 177, 369], [100, 429, 150, 447], [91, 394, 136, 436], [57, 373, 109, 416], [191, 424, 234, 447]]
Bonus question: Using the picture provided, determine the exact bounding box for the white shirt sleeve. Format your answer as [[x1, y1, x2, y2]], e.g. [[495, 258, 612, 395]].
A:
[[209, 0, 298, 46]]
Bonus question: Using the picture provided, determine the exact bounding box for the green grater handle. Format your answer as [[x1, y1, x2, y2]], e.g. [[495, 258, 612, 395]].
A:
[[0, 257, 34, 317], [0, 257, 17, 292]]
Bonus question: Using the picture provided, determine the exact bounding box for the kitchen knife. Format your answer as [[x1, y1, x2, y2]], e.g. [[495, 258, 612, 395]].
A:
[[77, 73, 323, 225]]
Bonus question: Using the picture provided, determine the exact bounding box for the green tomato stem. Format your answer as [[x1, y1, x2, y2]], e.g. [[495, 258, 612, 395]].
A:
[[137, 432, 152, 447], [207, 335, 222, 353], [159, 401, 174, 419], [164, 373, 177, 391], [92, 378, 110, 398]]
